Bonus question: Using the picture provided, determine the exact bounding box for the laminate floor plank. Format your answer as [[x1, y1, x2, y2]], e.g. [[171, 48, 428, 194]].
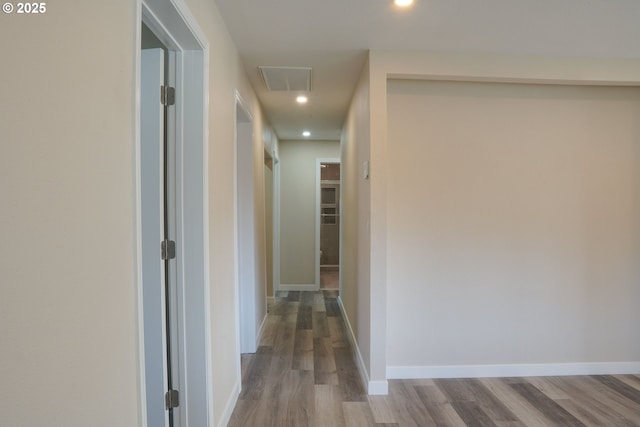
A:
[[547, 376, 640, 427], [229, 291, 640, 427], [227, 397, 279, 427], [292, 329, 314, 371], [438, 378, 521, 425], [324, 297, 341, 317], [507, 381, 586, 426], [314, 337, 339, 385], [296, 304, 313, 330], [367, 395, 397, 424], [592, 375, 640, 404], [422, 401, 468, 427], [343, 401, 377, 427], [575, 376, 640, 423], [615, 374, 640, 391], [334, 345, 367, 402], [312, 311, 330, 338], [525, 376, 571, 400], [415, 382, 468, 427], [260, 316, 280, 347], [239, 346, 272, 400], [286, 291, 301, 301], [327, 316, 348, 348], [466, 379, 522, 424], [435, 378, 477, 402], [315, 384, 346, 427], [554, 397, 634, 427], [388, 380, 438, 427], [450, 400, 499, 427], [313, 293, 327, 312], [478, 378, 550, 427]]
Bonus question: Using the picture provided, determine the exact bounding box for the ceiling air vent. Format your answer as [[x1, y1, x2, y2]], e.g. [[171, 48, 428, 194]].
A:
[[258, 66, 312, 92]]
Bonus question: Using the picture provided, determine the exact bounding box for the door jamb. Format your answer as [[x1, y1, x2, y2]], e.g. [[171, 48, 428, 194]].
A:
[[234, 93, 258, 355], [135, 0, 212, 425]]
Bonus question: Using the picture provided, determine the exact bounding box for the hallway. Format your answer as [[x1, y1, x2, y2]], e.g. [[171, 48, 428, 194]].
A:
[[229, 291, 640, 426], [229, 290, 366, 426]]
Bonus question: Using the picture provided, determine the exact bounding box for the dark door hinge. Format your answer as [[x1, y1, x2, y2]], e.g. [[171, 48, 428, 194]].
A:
[[160, 85, 176, 106], [161, 239, 176, 260], [165, 389, 179, 409]]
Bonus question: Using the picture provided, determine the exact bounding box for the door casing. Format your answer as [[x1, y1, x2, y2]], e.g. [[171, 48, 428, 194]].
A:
[[136, 0, 212, 425]]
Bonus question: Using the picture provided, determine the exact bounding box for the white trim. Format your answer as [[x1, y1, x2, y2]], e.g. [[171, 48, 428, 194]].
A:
[[255, 313, 268, 349], [337, 296, 389, 395], [199, 43, 214, 427], [235, 94, 259, 356], [136, 1, 211, 426], [267, 296, 276, 304], [279, 284, 318, 291], [216, 380, 241, 427], [133, 5, 147, 426], [386, 362, 640, 379], [368, 381, 390, 395], [272, 149, 281, 294]]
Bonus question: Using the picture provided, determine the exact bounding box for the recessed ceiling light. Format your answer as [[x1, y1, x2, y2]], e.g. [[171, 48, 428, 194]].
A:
[[302, 131, 311, 137], [394, 0, 413, 7], [296, 95, 308, 104]]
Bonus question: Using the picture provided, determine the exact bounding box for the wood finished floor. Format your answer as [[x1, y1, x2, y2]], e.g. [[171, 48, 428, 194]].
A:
[[320, 268, 339, 289], [228, 291, 640, 426]]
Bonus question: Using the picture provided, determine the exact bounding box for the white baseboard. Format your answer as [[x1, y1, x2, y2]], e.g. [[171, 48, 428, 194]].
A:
[[267, 296, 275, 304], [278, 283, 318, 291], [387, 362, 640, 379], [368, 380, 389, 395], [217, 379, 240, 427], [337, 296, 389, 395], [256, 313, 268, 348]]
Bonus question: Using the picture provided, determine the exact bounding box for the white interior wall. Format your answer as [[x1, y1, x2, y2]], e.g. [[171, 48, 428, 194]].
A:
[[0, 3, 140, 425], [386, 79, 640, 374], [279, 140, 340, 287]]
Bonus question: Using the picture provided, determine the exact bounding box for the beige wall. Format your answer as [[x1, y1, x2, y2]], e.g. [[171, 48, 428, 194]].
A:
[[279, 140, 340, 285], [0, 0, 271, 424], [341, 62, 373, 382], [387, 80, 640, 368], [0, 3, 140, 425], [367, 51, 640, 382]]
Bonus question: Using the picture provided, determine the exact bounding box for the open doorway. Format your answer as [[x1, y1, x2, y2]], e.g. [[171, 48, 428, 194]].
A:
[[236, 96, 268, 355], [137, 1, 210, 426], [316, 160, 341, 290]]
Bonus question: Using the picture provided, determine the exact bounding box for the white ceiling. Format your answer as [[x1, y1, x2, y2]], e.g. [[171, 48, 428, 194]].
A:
[[214, 0, 640, 141]]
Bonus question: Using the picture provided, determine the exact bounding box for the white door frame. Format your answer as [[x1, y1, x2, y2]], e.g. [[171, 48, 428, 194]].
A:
[[234, 93, 259, 354], [272, 153, 281, 296], [135, 0, 212, 426], [315, 158, 341, 290]]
